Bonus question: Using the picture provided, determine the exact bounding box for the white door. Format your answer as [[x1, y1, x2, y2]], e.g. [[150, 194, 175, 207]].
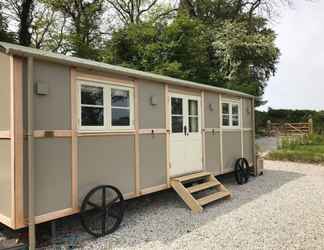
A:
[[169, 93, 203, 177]]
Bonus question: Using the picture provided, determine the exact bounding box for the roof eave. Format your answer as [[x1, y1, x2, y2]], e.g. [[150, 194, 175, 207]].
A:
[[0, 43, 255, 99]]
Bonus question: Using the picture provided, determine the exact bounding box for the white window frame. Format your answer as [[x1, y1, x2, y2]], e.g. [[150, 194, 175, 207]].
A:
[[221, 99, 241, 129], [77, 80, 134, 132]]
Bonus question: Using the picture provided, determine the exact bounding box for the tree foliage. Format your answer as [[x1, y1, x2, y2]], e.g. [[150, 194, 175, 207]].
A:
[[0, 0, 286, 105]]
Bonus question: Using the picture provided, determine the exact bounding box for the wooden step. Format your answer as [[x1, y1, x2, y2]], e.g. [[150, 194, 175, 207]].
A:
[[174, 171, 211, 182], [198, 191, 231, 206], [187, 181, 220, 194]]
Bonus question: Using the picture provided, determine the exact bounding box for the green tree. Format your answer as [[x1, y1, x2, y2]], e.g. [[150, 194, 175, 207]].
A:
[[46, 0, 105, 60], [0, 3, 16, 42]]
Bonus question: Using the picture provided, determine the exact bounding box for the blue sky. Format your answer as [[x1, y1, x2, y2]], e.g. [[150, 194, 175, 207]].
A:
[[259, 0, 324, 111]]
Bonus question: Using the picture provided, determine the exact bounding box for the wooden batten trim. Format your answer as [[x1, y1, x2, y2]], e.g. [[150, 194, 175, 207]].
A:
[[34, 208, 79, 224], [9, 55, 15, 227], [165, 84, 170, 187], [243, 128, 252, 131], [251, 98, 256, 167], [33, 130, 73, 138], [240, 98, 244, 158], [77, 131, 135, 137], [0, 213, 13, 228], [140, 184, 169, 196], [123, 192, 137, 200], [205, 128, 221, 133], [0, 131, 11, 138], [76, 72, 135, 88], [71, 68, 79, 210], [219, 94, 223, 173], [134, 80, 140, 196], [201, 91, 206, 170], [13, 57, 24, 229], [138, 128, 167, 134]]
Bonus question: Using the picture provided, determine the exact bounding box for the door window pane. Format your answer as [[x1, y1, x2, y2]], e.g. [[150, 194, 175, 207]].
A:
[[189, 117, 198, 132], [171, 98, 183, 115], [112, 108, 130, 126], [81, 107, 104, 126], [111, 89, 129, 107], [81, 85, 103, 105], [188, 100, 198, 115], [172, 116, 183, 133]]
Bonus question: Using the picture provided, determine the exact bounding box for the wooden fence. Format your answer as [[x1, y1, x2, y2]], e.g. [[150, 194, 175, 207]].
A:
[[266, 118, 313, 136]]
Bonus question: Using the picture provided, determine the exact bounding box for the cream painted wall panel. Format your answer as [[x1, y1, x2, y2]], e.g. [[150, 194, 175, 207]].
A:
[[243, 98, 253, 128], [78, 136, 135, 201], [139, 134, 167, 189], [0, 53, 11, 130], [139, 80, 165, 129], [243, 131, 253, 164], [204, 92, 220, 128], [34, 138, 72, 216], [222, 132, 242, 173], [34, 60, 70, 130], [0, 140, 12, 217], [205, 132, 221, 175]]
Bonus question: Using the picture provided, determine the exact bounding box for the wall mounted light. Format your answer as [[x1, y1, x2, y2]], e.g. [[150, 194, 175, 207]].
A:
[[36, 82, 49, 95], [150, 96, 158, 106], [209, 103, 214, 111]]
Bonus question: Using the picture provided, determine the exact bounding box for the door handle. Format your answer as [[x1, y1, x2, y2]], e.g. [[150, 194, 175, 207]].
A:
[[184, 125, 189, 136]]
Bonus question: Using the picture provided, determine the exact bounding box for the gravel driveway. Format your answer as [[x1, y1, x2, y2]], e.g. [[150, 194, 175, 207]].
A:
[[25, 161, 324, 249]]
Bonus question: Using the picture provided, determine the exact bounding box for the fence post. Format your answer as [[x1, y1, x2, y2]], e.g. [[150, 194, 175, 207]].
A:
[[308, 118, 313, 134]]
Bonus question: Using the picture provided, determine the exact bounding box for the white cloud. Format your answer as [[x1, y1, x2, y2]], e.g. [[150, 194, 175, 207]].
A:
[[259, 0, 324, 111]]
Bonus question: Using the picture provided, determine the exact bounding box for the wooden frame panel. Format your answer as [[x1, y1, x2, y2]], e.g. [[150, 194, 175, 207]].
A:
[[70, 68, 78, 210], [165, 84, 170, 187], [141, 184, 168, 196], [219, 94, 224, 173], [201, 91, 206, 170], [134, 79, 140, 196], [139, 129, 167, 134]]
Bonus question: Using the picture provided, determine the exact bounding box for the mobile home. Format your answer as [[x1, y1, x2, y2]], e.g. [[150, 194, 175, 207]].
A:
[[0, 42, 256, 236]]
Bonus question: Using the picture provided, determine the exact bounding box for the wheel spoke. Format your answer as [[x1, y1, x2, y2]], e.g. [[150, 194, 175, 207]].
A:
[[102, 187, 106, 235], [87, 201, 101, 210], [105, 196, 119, 209]]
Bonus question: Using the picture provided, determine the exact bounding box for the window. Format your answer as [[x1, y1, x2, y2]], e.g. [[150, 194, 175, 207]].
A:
[[188, 99, 199, 132], [222, 100, 240, 128], [171, 97, 183, 133], [79, 81, 134, 131]]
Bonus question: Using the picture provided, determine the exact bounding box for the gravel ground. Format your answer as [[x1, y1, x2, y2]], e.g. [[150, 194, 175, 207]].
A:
[[3, 160, 324, 249]]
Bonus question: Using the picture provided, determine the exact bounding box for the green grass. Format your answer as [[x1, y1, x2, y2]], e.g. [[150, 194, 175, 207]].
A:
[[266, 134, 324, 164]]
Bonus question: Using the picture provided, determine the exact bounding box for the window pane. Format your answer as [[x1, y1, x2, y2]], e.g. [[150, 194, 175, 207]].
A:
[[232, 104, 239, 115], [222, 115, 229, 126], [111, 89, 129, 107], [172, 116, 183, 133], [81, 107, 104, 126], [81, 85, 103, 105], [171, 98, 183, 115], [188, 100, 198, 115], [189, 117, 198, 132], [112, 108, 130, 126], [222, 103, 229, 114], [232, 115, 239, 126]]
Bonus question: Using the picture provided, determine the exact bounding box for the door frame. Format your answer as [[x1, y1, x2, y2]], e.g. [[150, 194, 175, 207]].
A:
[[168, 91, 204, 177]]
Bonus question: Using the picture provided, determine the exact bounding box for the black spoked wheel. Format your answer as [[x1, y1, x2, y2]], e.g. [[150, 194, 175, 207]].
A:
[[80, 185, 125, 237], [235, 158, 250, 185]]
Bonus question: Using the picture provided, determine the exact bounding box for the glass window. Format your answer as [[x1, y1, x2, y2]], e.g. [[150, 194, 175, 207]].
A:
[[188, 99, 199, 132], [81, 85, 105, 127], [222, 101, 240, 127], [171, 97, 183, 133], [111, 88, 130, 127]]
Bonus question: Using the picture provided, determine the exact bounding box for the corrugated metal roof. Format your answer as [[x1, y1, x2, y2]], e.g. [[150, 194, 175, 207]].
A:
[[0, 42, 254, 99]]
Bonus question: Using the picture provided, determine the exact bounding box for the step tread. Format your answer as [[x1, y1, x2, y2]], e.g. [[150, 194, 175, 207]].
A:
[[173, 171, 211, 182], [198, 191, 231, 206], [187, 181, 220, 193]]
